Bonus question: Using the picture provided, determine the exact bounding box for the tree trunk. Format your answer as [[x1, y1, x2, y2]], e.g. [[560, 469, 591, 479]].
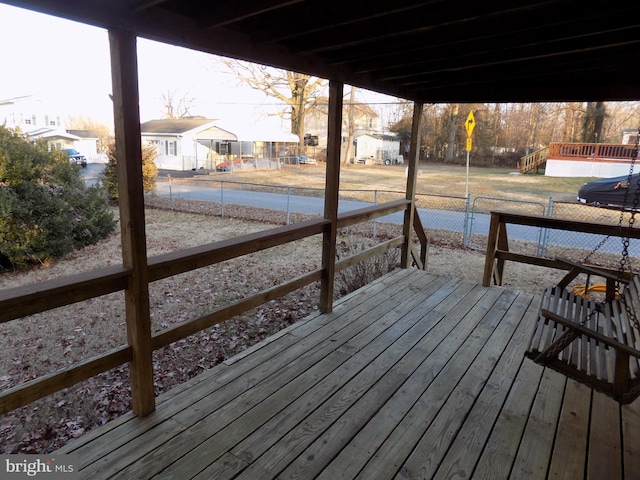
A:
[[445, 104, 458, 163], [343, 86, 356, 164], [291, 74, 307, 151], [582, 101, 606, 143]]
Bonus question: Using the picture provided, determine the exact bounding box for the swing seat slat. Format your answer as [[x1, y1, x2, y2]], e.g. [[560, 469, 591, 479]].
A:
[[527, 265, 640, 404]]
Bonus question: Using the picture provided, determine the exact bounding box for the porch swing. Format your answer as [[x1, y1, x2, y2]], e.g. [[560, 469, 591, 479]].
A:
[[525, 127, 640, 404]]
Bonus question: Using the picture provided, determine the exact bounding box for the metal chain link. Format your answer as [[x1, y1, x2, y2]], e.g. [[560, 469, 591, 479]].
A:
[[617, 127, 640, 331], [582, 127, 640, 266], [579, 127, 640, 330]]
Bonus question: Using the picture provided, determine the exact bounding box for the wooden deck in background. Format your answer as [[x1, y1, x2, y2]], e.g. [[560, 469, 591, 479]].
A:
[[58, 269, 640, 479]]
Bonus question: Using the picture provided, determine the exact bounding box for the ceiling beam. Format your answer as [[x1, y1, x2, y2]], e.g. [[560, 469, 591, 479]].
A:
[[199, 0, 304, 29]]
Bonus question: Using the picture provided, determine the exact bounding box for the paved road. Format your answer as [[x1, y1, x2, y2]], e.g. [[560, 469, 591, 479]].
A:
[[80, 162, 107, 187]]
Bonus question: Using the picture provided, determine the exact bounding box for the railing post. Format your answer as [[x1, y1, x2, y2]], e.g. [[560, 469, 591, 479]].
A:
[[319, 80, 343, 313], [108, 29, 155, 416], [401, 102, 424, 268]]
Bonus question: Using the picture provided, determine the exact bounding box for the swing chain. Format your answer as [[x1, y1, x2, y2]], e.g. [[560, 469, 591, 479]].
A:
[[582, 128, 640, 265], [617, 126, 640, 331], [580, 127, 640, 330]]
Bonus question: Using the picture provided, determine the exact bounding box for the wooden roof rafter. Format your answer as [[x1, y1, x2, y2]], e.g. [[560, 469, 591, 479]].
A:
[[2, 0, 639, 105]]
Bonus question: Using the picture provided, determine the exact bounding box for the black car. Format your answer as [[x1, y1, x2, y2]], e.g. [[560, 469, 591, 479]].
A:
[[62, 148, 87, 168], [577, 173, 640, 209]]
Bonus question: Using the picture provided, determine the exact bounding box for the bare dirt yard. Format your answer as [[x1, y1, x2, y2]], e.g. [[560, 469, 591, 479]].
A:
[[0, 164, 583, 454]]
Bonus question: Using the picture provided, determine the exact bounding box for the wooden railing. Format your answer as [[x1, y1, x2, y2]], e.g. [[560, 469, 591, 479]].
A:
[[483, 211, 640, 287], [519, 143, 637, 174], [0, 199, 428, 415], [519, 147, 548, 174], [548, 142, 636, 160]]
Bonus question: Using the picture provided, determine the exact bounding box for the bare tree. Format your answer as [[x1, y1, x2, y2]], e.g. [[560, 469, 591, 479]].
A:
[[342, 86, 357, 165], [445, 104, 459, 163], [582, 101, 606, 143], [223, 60, 326, 144], [160, 90, 197, 119], [561, 102, 584, 142], [602, 102, 640, 142]]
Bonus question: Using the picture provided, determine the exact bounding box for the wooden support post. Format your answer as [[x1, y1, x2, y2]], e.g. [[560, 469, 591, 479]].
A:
[[483, 212, 501, 287], [109, 30, 155, 416], [319, 80, 343, 313], [401, 102, 424, 268], [494, 222, 509, 285]]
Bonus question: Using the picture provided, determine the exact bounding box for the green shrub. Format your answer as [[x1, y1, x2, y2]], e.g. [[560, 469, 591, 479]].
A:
[[0, 127, 116, 269], [102, 140, 158, 202]]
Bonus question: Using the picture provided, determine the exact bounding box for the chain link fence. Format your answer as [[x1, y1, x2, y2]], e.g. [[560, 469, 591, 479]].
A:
[[154, 179, 640, 269]]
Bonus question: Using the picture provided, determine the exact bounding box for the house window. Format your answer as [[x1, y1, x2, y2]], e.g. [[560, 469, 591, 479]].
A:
[[166, 140, 177, 156]]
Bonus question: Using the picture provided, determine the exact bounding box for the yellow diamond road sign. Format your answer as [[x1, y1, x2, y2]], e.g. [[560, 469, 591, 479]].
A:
[[465, 111, 475, 137]]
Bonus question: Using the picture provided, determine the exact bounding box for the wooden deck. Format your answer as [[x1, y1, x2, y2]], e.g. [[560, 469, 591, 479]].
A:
[[57, 269, 640, 479]]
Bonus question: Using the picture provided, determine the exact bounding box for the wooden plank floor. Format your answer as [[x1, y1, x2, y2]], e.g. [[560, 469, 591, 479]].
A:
[[57, 269, 640, 479]]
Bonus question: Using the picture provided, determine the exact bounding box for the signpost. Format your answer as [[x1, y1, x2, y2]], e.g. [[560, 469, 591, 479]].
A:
[[464, 111, 475, 199]]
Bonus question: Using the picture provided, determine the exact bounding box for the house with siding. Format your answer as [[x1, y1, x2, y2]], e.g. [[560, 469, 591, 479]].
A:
[[141, 118, 300, 171], [66, 129, 102, 162], [0, 95, 64, 135], [304, 98, 380, 154], [0, 95, 102, 160], [140, 118, 237, 171]]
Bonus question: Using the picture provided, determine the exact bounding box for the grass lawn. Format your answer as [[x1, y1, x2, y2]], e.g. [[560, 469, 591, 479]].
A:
[[186, 162, 593, 204]]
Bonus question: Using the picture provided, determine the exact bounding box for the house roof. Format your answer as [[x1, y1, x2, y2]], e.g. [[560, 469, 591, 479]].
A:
[[27, 128, 80, 141], [2, 1, 639, 104], [140, 118, 218, 135], [195, 125, 237, 142], [0, 95, 33, 106], [66, 129, 97, 139], [218, 121, 299, 142]]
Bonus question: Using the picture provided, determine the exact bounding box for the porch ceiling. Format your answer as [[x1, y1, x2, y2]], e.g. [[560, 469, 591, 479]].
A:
[[3, 0, 640, 103]]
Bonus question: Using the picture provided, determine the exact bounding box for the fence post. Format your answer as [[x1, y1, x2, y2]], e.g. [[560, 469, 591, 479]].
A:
[[220, 181, 225, 218], [167, 174, 173, 210], [463, 195, 471, 248], [373, 190, 378, 238], [539, 196, 553, 257], [286, 186, 291, 225]]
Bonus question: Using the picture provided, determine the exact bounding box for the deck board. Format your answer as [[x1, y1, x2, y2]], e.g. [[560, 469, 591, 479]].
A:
[[56, 269, 640, 479], [547, 380, 590, 479]]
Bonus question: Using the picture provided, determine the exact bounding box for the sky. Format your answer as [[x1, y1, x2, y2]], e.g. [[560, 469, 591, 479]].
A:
[[0, 3, 325, 133], [0, 4, 402, 137]]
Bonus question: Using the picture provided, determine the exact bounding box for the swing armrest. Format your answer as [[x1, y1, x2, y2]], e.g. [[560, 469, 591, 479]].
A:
[[540, 308, 640, 359], [555, 258, 627, 298], [555, 257, 625, 283]]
